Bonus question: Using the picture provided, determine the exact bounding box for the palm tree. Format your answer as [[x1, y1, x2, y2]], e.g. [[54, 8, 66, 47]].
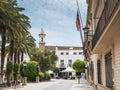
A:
[[0, 0, 11, 74], [5, 0, 31, 63], [17, 34, 36, 63], [0, 0, 32, 74]]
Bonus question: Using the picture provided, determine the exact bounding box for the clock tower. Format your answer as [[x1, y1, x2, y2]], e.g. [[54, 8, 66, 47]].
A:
[[39, 28, 46, 51]]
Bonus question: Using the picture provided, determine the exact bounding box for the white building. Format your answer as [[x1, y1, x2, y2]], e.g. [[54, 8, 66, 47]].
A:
[[46, 46, 84, 69]]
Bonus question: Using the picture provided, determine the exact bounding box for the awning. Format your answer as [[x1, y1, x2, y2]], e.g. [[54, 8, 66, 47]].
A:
[[62, 67, 75, 72]]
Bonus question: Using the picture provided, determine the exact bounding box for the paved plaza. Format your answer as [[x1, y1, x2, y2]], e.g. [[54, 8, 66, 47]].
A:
[[0, 78, 95, 90]]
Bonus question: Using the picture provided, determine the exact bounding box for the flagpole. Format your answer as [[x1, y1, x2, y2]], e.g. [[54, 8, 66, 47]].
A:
[[76, 0, 84, 47], [78, 26, 83, 47]]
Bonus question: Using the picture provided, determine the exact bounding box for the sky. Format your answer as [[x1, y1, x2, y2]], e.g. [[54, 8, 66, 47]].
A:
[[17, 0, 87, 47]]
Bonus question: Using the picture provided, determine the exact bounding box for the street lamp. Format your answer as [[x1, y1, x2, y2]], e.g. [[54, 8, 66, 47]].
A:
[[23, 61, 27, 76], [36, 64, 39, 75], [83, 27, 93, 60], [83, 27, 93, 40], [36, 64, 39, 83], [83, 27, 89, 40], [22, 61, 27, 86]]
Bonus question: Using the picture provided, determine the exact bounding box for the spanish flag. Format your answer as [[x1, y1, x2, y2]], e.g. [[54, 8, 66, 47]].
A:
[[76, 9, 80, 31]]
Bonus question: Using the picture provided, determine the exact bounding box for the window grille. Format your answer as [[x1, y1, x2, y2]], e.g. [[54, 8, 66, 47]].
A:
[[97, 60, 101, 84], [90, 61, 94, 81], [105, 52, 113, 89]]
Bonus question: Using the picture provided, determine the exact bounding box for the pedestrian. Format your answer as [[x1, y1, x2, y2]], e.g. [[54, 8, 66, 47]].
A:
[[77, 72, 81, 84]]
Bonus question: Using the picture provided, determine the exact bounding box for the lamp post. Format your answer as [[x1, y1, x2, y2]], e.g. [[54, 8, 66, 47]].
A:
[[36, 64, 39, 83], [83, 27, 93, 40], [22, 61, 27, 86], [83, 27, 89, 40]]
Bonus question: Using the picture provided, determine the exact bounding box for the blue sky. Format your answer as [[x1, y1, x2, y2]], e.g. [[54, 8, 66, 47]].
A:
[[17, 0, 87, 47]]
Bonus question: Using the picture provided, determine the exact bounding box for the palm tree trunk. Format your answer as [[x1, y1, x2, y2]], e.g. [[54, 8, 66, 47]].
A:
[[10, 40, 14, 61], [14, 39, 19, 63], [18, 51, 20, 63], [21, 51, 24, 62], [1, 30, 6, 74], [14, 48, 18, 63]]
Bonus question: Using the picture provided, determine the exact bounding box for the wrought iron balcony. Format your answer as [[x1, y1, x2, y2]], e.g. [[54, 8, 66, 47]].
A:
[[92, 0, 120, 50]]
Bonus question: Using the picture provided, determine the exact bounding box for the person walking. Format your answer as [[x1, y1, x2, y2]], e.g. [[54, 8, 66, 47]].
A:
[[76, 72, 81, 84]]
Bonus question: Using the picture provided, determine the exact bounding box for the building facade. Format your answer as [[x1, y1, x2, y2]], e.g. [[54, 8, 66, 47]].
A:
[[46, 46, 84, 69], [84, 0, 120, 90]]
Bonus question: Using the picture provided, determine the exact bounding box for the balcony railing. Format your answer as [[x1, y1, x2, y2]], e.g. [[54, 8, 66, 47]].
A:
[[92, 0, 120, 50]]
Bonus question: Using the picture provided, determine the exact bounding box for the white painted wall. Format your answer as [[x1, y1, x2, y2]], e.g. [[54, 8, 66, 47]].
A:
[[55, 48, 84, 68]]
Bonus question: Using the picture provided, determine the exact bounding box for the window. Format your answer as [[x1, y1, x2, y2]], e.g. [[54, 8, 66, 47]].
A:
[[79, 52, 82, 55], [97, 60, 101, 84], [60, 60, 64, 67], [73, 52, 77, 55], [105, 52, 113, 89], [60, 60, 64, 63], [90, 61, 94, 81], [68, 60, 72, 67], [66, 52, 69, 55], [60, 52, 64, 55]]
